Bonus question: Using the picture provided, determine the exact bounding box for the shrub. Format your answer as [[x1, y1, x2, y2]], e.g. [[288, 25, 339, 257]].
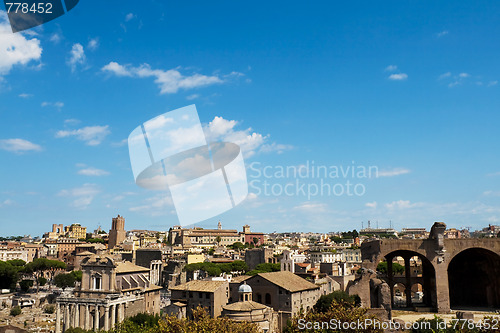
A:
[[10, 305, 21, 316], [44, 305, 55, 314], [38, 276, 47, 286], [19, 279, 33, 292]]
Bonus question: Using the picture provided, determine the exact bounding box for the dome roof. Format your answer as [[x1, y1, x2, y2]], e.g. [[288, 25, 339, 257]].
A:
[[238, 283, 252, 293]]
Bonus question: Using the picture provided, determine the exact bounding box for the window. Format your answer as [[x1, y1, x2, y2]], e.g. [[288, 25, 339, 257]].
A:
[[265, 293, 271, 305], [92, 275, 102, 290]]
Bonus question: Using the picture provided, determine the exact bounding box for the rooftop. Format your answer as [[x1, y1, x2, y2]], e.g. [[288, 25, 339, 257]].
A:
[[170, 280, 227, 293], [253, 271, 319, 292]]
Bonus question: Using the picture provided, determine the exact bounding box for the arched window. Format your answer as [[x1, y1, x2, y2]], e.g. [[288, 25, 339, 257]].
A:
[[256, 293, 262, 303], [265, 293, 271, 305]]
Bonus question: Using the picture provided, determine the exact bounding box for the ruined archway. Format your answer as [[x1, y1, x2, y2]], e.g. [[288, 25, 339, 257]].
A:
[[383, 250, 437, 311], [448, 247, 500, 309]]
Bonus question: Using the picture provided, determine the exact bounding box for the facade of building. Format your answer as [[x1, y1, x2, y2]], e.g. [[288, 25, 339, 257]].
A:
[[222, 282, 277, 333], [55, 255, 161, 333], [245, 271, 321, 317], [108, 215, 126, 249], [65, 224, 87, 240], [169, 280, 229, 318]]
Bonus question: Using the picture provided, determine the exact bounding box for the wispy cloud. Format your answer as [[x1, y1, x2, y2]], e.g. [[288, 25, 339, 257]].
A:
[[49, 33, 62, 44], [41, 101, 64, 110], [55, 125, 110, 146], [385, 200, 418, 209], [77, 165, 110, 176], [102, 62, 244, 94], [438, 72, 451, 80], [58, 183, 100, 209], [186, 94, 200, 100], [125, 13, 135, 22], [18, 93, 33, 98], [365, 201, 377, 208], [87, 37, 99, 51], [377, 168, 411, 177], [0, 138, 42, 153], [67, 43, 86, 72], [385, 65, 398, 72], [436, 30, 449, 38], [293, 202, 327, 212], [388, 73, 408, 81]]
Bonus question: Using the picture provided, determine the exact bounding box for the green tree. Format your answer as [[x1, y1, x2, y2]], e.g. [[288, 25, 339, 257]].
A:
[[314, 291, 360, 313], [229, 242, 245, 250], [10, 306, 21, 316], [38, 277, 47, 286], [0, 261, 19, 290], [54, 273, 76, 289], [376, 261, 405, 275], [286, 299, 382, 333], [19, 279, 34, 292], [247, 263, 280, 275], [71, 270, 83, 282]]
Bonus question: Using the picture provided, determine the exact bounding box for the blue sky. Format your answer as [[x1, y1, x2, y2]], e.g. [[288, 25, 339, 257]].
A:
[[1, 1, 500, 236]]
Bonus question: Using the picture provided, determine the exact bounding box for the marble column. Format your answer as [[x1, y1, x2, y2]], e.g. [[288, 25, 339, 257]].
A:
[[93, 305, 99, 332], [110, 304, 116, 329], [84, 305, 90, 330], [55, 303, 61, 333], [64, 304, 70, 330], [104, 306, 110, 331], [75, 304, 80, 328]]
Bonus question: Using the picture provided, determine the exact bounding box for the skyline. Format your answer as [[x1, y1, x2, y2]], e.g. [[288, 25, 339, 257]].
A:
[[1, 1, 500, 235]]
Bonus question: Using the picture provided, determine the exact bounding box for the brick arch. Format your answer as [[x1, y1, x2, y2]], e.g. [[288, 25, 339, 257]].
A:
[[447, 247, 500, 308]]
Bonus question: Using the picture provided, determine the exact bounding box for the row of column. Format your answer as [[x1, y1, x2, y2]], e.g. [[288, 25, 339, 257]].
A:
[[56, 302, 126, 333]]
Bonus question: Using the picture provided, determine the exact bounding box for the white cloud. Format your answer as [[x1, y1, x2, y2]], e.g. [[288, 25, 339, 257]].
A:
[[101, 62, 241, 94], [293, 202, 327, 213], [203, 116, 292, 158], [1, 199, 14, 206], [101, 61, 132, 77], [0, 138, 42, 152], [459, 72, 470, 78], [18, 93, 33, 98], [77, 167, 110, 176], [64, 118, 80, 125], [436, 30, 449, 38], [186, 94, 200, 100], [259, 142, 294, 154], [388, 73, 408, 81], [377, 167, 411, 177], [487, 81, 498, 87], [58, 183, 100, 209], [129, 194, 174, 216], [41, 101, 64, 110], [87, 37, 99, 51], [365, 201, 377, 208], [438, 72, 451, 80], [125, 13, 135, 22], [385, 200, 417, 209], [0, 11, 42, 76], [49, 33, 61, 44], [55, 125, 110, 146], [385, 65, 397, 72], [67, 43, 86, 72]]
